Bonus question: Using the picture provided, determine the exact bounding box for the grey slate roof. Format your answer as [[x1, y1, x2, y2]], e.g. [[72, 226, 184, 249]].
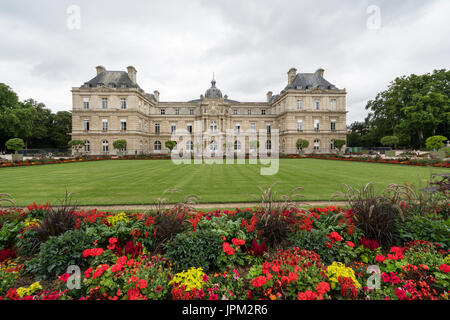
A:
[[82, 71, 141, 89], [284, 73, 338, 91]]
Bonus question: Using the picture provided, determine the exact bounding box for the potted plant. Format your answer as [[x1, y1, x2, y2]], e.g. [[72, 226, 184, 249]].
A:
[[334, 139, 346, 156], [296, 139, 309, 156], [165, 140, 177, 156], [68, 140, 85, 157], [113, 140, 127, 157], [5, 138, 25, 161]]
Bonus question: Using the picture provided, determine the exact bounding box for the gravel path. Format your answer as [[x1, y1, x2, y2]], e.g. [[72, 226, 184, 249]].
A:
[[60, 200, 349, 211]]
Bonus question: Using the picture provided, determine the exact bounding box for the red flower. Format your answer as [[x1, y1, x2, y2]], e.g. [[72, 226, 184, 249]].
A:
[[5, 288, 19, 300], [328, 231, 343, 242], [439, 264, 450, 274], [84, 267, 93, 279], [252, 276, 267, 288], [288, 272, 298, 282], [316, 282, 331, 296], [111, 264, 123, 273], [59, 273, 70, 283], [232, 238, 245, 246], [137, 279, 148, 289], [297, 290, 318, 300], [222, 242, 235, 256], [375, 255, 386, 263], [82, 248, 103, 257], [346, 241, 355, 248]]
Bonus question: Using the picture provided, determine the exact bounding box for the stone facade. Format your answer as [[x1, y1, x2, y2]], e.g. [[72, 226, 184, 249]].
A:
[[71, 66, 347, 155]]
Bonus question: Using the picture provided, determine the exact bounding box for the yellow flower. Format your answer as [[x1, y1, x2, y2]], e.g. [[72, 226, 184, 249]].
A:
[[326, 262, 361, 289], [106, 212, 130, 226], [169, 267, 206, 291]]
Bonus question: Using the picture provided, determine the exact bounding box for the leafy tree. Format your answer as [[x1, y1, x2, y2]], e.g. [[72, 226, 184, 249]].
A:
[[165, 140, 177, 154], [5, 138, 25, 154], [50, 111, 72, 149], [113, 140, 127, 152], [380, 136, 399, 149], [364, 69, 450, 148], [296, 139, 309, 154], [68, 140, 85, 154], [334, 139, 346, 151], [425, 135, 448, 150]]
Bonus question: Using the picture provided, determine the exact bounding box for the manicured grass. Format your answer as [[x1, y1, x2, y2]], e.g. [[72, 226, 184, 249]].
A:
[[1, 159, 448, 206]]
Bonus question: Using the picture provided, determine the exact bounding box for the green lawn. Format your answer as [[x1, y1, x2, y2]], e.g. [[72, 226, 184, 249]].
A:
[[1, 159, 448, 206]]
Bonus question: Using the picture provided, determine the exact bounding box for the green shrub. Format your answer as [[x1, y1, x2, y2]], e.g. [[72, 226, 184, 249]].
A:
[[25, 229, 96, 280], [164, 229, 222, 272], [396, 213, 450, 249]]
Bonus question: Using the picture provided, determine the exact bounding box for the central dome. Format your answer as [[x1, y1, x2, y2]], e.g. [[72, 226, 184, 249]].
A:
[[205, 79, 223, 99]]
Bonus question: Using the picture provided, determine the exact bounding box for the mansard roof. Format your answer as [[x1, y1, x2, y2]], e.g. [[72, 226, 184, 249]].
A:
[[81, 71, 140, 89], [285, 73, 338, 90]]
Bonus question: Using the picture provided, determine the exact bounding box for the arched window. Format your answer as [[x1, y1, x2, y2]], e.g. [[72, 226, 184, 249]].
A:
[[102, 140, 109, 152], [210, 121, 217, 133], [186, 141, 193, 151], [266, 140, 272, 150], [314, 139, 320, 151], [234, 140, 241, 151], [154, 141, 162, 151]]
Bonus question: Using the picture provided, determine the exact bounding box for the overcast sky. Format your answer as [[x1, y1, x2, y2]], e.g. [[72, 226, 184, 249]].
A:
[[0, 0, 449, 123]]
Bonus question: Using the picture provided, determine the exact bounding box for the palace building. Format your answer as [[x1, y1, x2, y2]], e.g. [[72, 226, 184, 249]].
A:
[[71, 66, 347, 155]]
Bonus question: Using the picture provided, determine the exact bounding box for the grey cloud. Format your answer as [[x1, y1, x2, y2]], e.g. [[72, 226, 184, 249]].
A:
[[0, 0, 448, 123]]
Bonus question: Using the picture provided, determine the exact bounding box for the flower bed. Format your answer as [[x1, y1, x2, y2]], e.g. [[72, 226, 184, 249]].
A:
[[1, 153, 448, 169], [0, 201, 448, 300], [283, 154, 450, 168]]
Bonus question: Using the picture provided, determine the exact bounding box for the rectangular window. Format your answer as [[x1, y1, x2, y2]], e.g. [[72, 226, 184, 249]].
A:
[[121, 120, 127, 132], [297, 119, 303, 131], [155, 123, 160, 134], [190, 109, 194, 115], [314, 119, 320, 132], [235, 124, 241, 135], [266, 124, 271, 134], [160, 109, 165, 115], [233, 109, 238, 115], [331, 119, 336, 131], [102, 98, 108, 109], [83, 120, 90, 131], [314, 99, 320, 110], [102, 119, 108, 132], [248, 109, 252, 115], [175, 109, 180, 115], [250, 123, 256, 133], [171, 124, 176, 134], [331, 99, 336, 111], [297, 99, 303, 110], [187, 124, 193, 134], [120, 98, 126, 110], [261, 109, 266, 115], [83, 98, 89, 110], [84, 141, 90, 152]]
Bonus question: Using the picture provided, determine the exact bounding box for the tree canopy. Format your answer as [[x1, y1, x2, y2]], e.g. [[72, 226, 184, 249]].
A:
[[347, 69, 450, 149], [0, 84, 71, 151]]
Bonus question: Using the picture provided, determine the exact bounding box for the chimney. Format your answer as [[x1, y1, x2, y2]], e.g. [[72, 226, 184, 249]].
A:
[[96, 65, 106, 75], [127, 66, 137, 84], [288, 68, 297, 85], [315, 68, 325, 77], [266, 91, 273, 102], [153, 90, 160, 102]]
